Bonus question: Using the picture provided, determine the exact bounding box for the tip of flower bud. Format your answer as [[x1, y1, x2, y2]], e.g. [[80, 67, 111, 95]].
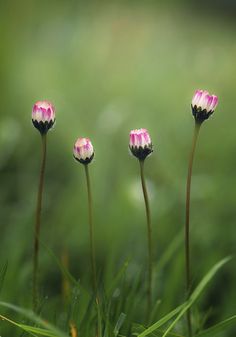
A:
[[73, 137, 94, 165], [191, 90, 218, 123], [32, 100, 56, 134], [129, 128, 153, 160]]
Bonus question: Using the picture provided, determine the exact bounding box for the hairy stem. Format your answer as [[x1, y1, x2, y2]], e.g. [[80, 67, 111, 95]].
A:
[[185, 122, 201, 337], [139, 159, 153, 321], [84, 164, 98, 296], [33, 134, 47, 312]]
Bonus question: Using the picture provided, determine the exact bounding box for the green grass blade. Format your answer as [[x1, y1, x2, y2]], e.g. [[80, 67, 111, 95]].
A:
[[149, 299, 162, 326], [103, 300, 111, 337], [162, 256, 232, 337], [137, 303, 186, 337], [157, 233, 182, 272], [39, 240, 78, 288], [0, 313, 39, 336], [0, 301, 68, 337], [114, 312, 126, 337], [107, 259, 129, 297], [0, 312, 60, 336], [19, 324, 58, 337], [151, 331, 184, 337], [0, 261, 8, 295], [133, 323, 184, 337], [194, 315, 236, 337], [96, 297, 102, 337]]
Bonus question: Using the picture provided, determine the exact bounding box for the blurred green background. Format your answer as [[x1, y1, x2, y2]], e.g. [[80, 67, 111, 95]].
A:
[[0, 0, 236, 336]]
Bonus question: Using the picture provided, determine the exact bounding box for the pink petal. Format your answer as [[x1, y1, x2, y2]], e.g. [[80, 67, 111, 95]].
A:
[[209, 95, 218, 111]]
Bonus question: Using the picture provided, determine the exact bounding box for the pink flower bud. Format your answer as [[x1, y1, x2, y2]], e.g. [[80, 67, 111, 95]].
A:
[[129, 128, 153, 160], [191, 90, 218, 123], [32, 100, 56, 134], [73, 138, 94, 164]]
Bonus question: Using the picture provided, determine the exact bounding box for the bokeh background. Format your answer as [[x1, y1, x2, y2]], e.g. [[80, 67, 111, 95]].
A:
[[0, 0, 236, 336]]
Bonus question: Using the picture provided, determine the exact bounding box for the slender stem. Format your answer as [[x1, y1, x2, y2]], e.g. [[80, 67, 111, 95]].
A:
[[185, 122, 201, 337], [139, 159, 152, 321], [84, 164, 98, 296], [33, 134, 47, 312]]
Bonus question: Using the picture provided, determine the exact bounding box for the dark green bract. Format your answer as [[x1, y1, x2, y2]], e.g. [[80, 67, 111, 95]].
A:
[[191, 105, 214, 124], [130, 145, 153, 161], [73, 152, 94, 165], [32, 119, 55, 135]]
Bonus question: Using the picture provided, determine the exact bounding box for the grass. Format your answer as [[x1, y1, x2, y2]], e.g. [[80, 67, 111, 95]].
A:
[[0, 256, 233, 336]]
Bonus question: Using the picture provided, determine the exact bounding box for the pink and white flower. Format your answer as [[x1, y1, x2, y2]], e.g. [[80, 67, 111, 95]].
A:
[[129, 128, 153, 160], [32, 100, 55, 134], [191, 90, 218, 123], [73, 137, 94, 164]]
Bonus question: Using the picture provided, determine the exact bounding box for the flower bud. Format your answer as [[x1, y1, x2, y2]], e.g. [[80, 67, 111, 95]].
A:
[[129, 128, 153, 160], [73, 138, 94, 165], [191, 90, 218, 123], [32, 100, 55, 134]]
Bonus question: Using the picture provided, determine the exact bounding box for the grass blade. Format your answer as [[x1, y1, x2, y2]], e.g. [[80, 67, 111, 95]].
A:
[[133, 323, 184, 337], [0, 313, 37, 337], [0, 313, 58, 336], [137, 303, 186, 337], [0, 261, 8, 295], [96, 297, 102, 337], [40, 240, 78, 288], [107, 259, 129, 297], [114, 312, 126, 337], [0, 301, 68, 337], [194, 315, 236, 337], [157, 233, 182, 272]]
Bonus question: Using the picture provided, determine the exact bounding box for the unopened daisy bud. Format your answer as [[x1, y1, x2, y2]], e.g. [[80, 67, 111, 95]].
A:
[[32, 100, 55, 134], [129, 128, 153, 161], [73, 137, 94, 165], [191, 90, 218, 123]]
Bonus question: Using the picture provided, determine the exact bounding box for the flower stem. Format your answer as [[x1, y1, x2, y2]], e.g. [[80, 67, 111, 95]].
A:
[[185, 122, 201, 337], [33, 133, 47, 312], [139, 159, 152, 321], [84, 164, 98, 296]]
